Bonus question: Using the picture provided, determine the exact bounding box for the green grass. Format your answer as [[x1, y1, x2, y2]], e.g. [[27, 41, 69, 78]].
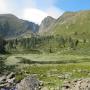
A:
[[4, 53, 90, 88], [15, 62, 90, 88], [6, 53, 90, 65]]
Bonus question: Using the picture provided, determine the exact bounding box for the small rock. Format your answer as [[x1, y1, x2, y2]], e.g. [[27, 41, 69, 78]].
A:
[[39, 81, 44, 86], [6, 77, 15, 83], [7, 72, 15, 79], [41, 87, 49, 90], [0, 76, 6, 84]]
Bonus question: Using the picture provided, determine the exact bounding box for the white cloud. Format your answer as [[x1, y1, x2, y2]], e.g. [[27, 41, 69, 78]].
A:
[[22, 0, 64, 24], [0, 0, 16, 14], [22, 7, 64, 24], [23, 8, 48, 24], [0, 0, 8, 13], [0, 0, 64, 24], [46, 6, 64, 19]]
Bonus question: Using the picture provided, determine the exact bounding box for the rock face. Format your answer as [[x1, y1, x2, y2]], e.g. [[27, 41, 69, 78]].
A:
[[16, 75, 40, 90], [62, 78, 90, 90], [39, 16, 56, 33], [0, 14, 39, 39]]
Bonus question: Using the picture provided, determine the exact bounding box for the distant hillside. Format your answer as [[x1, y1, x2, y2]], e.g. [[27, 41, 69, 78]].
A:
[[46, 10, 90, 39], [34, 10, 90, 54], [0, 14, 39, 39]]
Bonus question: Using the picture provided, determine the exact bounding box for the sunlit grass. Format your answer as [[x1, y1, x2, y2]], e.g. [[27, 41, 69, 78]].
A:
[[6, 53, 90, 65]]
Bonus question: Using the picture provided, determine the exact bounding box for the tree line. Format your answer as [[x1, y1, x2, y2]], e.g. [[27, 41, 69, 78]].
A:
[[4, 35, 81, 53]]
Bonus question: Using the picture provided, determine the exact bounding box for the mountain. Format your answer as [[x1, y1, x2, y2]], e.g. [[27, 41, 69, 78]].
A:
[[46, 10, 90, 39], [1, 10, 90, 41], [0, 14, 39, 39], [1, 10, 90, 54], [34, 10, 90, 54], [39, 16, 56, 33]]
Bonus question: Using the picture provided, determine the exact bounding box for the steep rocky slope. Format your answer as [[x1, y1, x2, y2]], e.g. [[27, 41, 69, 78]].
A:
[[0, 14, 39, 39], [39, 16, 56, 33]]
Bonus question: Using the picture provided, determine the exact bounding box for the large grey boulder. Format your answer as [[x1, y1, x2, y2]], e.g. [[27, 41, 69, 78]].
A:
[[16, 75, 40, 90]]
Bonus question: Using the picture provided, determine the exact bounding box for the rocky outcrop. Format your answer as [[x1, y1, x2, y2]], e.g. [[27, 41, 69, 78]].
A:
[[0, 73, 41, 90], [62, 78, 90, 90], [39, 16, 56, 33], [16, 75, 40, 90]]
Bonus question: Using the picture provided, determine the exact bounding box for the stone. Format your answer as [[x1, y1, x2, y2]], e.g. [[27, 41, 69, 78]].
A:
[[7, 72, 15, 79], [39, 81, 44, 86], [41, 87, 49, 90], [0, 76, 6, 84], [6, 77, 15, 83], [16, 75, 40, 90], [62, 78, 90, 90]]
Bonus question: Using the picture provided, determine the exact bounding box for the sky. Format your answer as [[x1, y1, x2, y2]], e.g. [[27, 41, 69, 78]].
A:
[[0, 0, 90, 24]]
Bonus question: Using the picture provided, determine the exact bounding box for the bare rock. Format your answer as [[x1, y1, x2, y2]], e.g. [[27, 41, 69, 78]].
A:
[[0, 72, 16, 89], [16, 75, 40, 90], [62, 78, 90, 90], [0, 76, 6, 84], [6, 77, 15, 84], [7, 72, 15, 79]]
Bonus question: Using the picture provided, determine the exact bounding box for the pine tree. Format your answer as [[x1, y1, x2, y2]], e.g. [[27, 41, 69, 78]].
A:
[[0, 37, 6, 53], [0, 57, 6, 73]]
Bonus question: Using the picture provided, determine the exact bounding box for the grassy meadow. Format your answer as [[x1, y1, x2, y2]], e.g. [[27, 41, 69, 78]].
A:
[[2, 52, 90, 88]]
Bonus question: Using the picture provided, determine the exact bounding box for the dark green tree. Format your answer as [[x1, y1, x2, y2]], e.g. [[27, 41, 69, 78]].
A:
[[0, 57, 6, 74], [0, 37, 6, 53]]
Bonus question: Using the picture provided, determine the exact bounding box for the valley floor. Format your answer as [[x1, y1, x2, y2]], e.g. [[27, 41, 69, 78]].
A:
[[2, 53, 90, 89]]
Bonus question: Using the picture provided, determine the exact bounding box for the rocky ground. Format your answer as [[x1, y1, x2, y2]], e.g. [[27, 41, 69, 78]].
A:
[[62, 78, 90, 90], [1, 72, 90, 90], [0, 72, 42, 90], [0, 72, 16, 89]]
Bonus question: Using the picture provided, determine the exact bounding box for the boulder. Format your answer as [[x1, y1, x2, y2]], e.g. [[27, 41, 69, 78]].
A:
[[16, 75, 40, 90]]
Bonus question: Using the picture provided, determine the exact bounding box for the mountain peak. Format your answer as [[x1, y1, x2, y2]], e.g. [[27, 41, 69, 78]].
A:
[[39, 16, 56, 33], [44, 16, 55, 20], [41, 16, 55, 23]]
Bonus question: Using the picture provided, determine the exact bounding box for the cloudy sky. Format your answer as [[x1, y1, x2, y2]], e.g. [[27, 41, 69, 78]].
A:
[[0, 0, 90, 24]]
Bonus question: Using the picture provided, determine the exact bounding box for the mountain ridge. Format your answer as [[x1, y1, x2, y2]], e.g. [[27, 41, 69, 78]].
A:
[[0, 14, 39, 39], [1, 10, 90, 39], [43, 10, 90, 37]]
